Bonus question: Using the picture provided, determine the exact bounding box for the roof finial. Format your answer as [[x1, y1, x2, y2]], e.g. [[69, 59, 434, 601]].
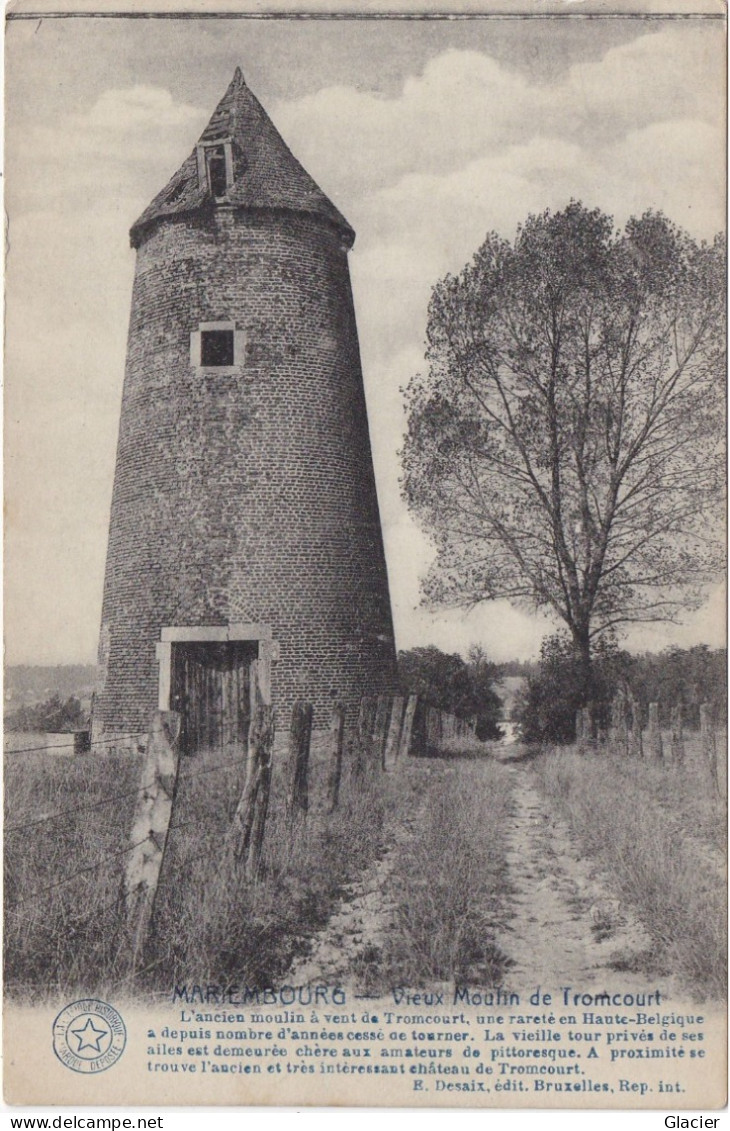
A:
[[233, 66, 245, 85]]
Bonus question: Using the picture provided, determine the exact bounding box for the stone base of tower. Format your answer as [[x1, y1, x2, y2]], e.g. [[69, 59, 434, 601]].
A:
[[91, 618, 397, 751]]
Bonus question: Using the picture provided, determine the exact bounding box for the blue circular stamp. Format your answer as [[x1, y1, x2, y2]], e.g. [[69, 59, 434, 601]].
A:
[[52, 999, 126, 1074]]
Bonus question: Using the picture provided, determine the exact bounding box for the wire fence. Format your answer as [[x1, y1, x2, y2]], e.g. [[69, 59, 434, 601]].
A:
[[5, 751, 245, 837], [4, 740, 248, 920], [5, 690, 411, 929], [7, 834, 153, 908], [3, 730, 148, 756]]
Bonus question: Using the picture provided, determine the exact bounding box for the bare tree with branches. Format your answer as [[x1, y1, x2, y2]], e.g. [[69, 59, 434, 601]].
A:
[[402, 203, 726, 698]]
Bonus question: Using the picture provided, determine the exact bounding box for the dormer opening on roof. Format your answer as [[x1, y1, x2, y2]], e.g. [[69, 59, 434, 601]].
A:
[[196, 140, 234, 200], [129, 68, 356, 250]]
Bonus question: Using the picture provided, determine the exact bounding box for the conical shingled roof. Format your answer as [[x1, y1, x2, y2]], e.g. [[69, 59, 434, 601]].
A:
[[130, 68, 354, 249]]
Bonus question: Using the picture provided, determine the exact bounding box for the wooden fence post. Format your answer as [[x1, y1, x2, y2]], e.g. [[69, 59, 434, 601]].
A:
[[610, 690, 628, 756], [627, 691, 643, 758], [287, 700, 313, 833], [575, 709, 584, 752], [384, 696, 405, 770], [700, 703, 720, 798], [582, 706, 593, 753], [246, 659, 268, 778], [227, 664, 275, 879], [372, 694, 390, 770], [436, 710, 444, 750], [326, 702, 346, 811], [669, 703, 685, 766], [351, 697, 376, 779], [575, 707, 592, 753], [647, 702, 663, 761], [424, 707, 436, 755], [398, 695, 419, 758], [124, 709, 181, 965]]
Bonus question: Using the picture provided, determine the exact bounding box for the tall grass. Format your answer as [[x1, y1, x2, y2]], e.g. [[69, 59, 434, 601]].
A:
[[375, 759, 512, 988], [639, 732, 726, 852], [148, 742, 394, 993], [4, 748, 142, 999], [4, 735, 395, 1001], [533, 748, 727, 1000]]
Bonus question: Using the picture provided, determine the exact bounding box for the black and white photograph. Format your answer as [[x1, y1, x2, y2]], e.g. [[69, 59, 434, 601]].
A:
[[3, 0, 727, 1111]]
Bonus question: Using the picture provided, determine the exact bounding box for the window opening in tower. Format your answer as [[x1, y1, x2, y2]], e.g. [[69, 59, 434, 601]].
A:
[[206, 145, 229, 198], [201, 329, 235, 367]]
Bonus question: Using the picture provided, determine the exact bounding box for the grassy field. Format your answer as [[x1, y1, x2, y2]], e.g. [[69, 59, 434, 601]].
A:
[[5, 726, 726, 1003], [374, 758, 512, 989], [532, 744, 727, 999], [4, 733, 399, 1001], [4, 746, 142, 998]]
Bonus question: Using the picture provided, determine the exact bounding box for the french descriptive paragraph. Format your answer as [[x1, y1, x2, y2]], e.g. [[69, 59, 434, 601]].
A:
[[142, 984, 711, 1099]]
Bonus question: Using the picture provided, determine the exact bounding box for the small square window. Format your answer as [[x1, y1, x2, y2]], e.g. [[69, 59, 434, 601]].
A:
[[201, 329, 234, 367]]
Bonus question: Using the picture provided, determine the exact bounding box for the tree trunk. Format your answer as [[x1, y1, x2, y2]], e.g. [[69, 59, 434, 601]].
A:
[[573, 623, 593, 707]]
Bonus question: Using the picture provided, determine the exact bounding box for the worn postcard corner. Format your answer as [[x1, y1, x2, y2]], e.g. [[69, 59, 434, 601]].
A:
[[3, 0, 727, 1111]]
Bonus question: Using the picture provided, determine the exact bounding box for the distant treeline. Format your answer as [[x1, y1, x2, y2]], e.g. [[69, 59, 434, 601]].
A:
[[619, 644, 727, 725], [397, 642, 726, 749], [4, 648, 724, 741], [397, 646, 504, 741], [516, 639, 727, 746], [497, 658, 537, 678], [5, 664, 96, 707], [5, 694, 89, 734]]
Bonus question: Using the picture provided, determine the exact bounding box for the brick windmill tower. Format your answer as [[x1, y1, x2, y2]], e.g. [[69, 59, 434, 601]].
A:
[[92, 68, 396, 749]]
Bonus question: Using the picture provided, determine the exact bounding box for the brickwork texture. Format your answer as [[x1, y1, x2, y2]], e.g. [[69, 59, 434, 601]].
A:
[[93, 71, 397, 738]]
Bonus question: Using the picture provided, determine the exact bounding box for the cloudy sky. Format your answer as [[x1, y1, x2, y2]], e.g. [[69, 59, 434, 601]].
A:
[[5, 9, 726, 666]]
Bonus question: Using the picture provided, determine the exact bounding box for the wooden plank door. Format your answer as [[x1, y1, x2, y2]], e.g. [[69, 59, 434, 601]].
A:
[[171, 641, 258, 754]]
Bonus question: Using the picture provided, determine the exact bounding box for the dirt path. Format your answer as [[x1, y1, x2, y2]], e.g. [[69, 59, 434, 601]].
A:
[[286, 772, 425, 989], [496, 759, 671, 993], [284, 754, 674, 995]]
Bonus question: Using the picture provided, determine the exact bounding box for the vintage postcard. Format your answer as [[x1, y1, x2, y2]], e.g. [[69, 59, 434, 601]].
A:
[[3, 0, 727, 1111]]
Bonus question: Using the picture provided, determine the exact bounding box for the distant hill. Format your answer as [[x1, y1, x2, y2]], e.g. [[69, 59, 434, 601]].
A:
[[4, 665, 97, 708]]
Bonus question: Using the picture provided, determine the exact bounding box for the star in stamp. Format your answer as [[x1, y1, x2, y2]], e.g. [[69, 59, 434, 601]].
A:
[[52, 999, 127, 1074]]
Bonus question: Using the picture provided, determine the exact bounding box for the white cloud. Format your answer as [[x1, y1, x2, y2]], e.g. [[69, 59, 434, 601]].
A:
[[84, 85, 203, 135], [403, 601, 556, 664], [623, 581, 727, 654], [602, 119, 725, 236], [272, 26, 723, 228], [7, 87, 205, 215], [273, 50, 538, 200], [565, 25, 724, 138]]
